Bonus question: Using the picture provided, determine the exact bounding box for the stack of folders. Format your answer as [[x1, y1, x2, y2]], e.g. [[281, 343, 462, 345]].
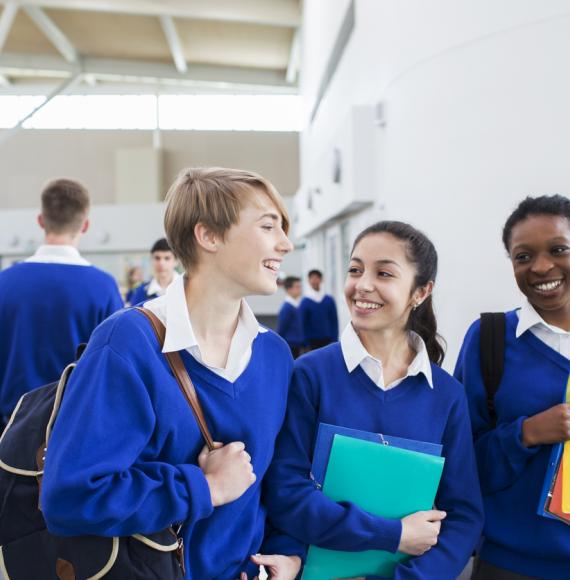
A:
[[302, 423, 445, 580], [537, 376, 570, 526]]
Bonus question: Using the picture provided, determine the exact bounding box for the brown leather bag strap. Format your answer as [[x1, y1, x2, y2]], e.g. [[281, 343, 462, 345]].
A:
[[135, 307, 215, 451]]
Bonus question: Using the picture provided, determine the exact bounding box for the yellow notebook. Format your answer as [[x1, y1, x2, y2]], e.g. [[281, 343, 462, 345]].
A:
[[562, 377, 570, 514]]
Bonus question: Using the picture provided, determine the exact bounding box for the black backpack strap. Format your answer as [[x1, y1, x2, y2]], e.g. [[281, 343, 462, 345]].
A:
[[479, 312, 506, 428]]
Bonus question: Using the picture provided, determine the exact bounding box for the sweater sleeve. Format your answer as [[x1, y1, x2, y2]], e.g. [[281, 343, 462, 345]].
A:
[[454, 323, 540, 494], [328, 297, 339, 341], [106, 282, 125, 316], [263, 365, 402, 553], [277, 305, 293, 338], [391, 388, 484, 579], [42, 345, 213, 537]]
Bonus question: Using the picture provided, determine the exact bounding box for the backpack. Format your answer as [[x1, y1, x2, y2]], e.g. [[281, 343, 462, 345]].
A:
[[0, 307, 213, 579], [479, 312, 506, 428]]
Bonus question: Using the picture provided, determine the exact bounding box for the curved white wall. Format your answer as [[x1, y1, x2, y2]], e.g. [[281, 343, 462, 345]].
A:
[[299, 0, 570, 369]]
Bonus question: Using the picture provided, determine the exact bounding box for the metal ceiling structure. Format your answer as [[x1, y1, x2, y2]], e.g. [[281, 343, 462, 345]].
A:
[[0, 0, 302, 94]]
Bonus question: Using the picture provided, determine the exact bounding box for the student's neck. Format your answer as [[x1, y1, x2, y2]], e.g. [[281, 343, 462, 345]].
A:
[[156, 272, 174, 288], [358, 326, 414, 384], [537, 306, 570, 332], [43, 232, 80, 247], [184, 274, 243, 369]]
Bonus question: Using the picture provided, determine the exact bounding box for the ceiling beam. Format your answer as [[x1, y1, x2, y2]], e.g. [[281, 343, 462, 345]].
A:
[[159, 15, 187, 73], [0, 1, 17, 52], [23, 5, 78, 63], [2, 0, 300, 27], [0, 52, 297, 92]]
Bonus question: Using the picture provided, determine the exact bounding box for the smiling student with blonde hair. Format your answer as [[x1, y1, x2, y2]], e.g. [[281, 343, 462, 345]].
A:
[[42, 168, 303, 579]]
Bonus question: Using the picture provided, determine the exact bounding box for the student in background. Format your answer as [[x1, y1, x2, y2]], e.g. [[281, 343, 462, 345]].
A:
[[42, 167, 303, 580], [265, 221, 483, 579], [455, 195, 570, 580], [125, 265, 143, 305], [277, 275, 305, 358], [129, 238, 180, 304], [300, 269, 339, 350], [0, 178, 123, 424]]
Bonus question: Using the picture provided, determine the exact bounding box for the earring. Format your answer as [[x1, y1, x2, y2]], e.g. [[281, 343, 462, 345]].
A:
[[413, 302, 421, 310]]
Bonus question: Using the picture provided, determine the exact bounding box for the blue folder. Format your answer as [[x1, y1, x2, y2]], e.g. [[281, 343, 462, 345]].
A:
[[310, 423, 443, 488], [537, 382, 569, 522]]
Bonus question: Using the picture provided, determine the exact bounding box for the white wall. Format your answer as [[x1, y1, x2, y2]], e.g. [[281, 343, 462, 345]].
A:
[[0, 130, 299, 207], [298, 0, 570, 369]]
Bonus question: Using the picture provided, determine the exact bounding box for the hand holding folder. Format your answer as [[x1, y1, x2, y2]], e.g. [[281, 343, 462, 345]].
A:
[[303, 425, 445, 580]]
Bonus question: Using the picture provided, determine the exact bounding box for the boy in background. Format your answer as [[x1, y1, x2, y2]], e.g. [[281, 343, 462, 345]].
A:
[[0, 178, 123, 423], [277, 276, 304, 358], [128, 238, 179, 304], [300, 269, 339, 351]]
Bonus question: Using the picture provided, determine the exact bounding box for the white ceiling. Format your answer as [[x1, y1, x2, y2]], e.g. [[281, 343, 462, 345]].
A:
[[0, 0, 302, 94]]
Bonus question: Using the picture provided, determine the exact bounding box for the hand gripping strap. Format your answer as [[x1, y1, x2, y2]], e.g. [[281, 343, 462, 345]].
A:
[[135, 307, 215, 451]]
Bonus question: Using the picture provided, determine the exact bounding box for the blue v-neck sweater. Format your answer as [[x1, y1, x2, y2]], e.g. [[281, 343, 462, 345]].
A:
[[264, 343, 484, 580], [42, 308, 301, 579], [277, 301, 305, 347], [299, 295, 339, 342], [454, 310, 570, 579], [0, 262, 123, 415]]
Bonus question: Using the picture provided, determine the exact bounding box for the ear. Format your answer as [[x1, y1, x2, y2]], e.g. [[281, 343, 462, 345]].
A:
[[80, 218, 90, 234], [411, 280, 434, 309], [193, 223, 220, 254], [37, 214, 45, 230]]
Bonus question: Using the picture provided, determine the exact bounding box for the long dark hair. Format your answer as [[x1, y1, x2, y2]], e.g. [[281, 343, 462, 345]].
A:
[[351, 221, 446, 365]]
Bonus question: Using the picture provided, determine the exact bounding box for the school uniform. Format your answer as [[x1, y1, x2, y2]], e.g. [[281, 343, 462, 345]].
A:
[[277, 295, 305, 357], [0, 245, 123, 416], [42, 274, 302, 579], [264, 323, 484, 579], [299, 288, 338, 349], [454, 302, 570, 579], [129, 272, 180, 305]]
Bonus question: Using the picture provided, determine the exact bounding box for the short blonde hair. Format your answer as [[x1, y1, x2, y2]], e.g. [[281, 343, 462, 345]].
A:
[[164, 167, 289, 272]]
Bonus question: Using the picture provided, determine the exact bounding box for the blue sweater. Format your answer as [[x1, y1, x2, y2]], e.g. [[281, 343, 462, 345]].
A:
[[0, 262, 123, 415], [277, 301, 305, 347], [129, 281, 156, 305], [299, 295, 339, 342], [42, 308, 301, 579], [454, 310, 570, 579], [264, 343, 484, 580]]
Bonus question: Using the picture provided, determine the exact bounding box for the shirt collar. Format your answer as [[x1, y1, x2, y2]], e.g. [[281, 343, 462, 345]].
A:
[[285, 295, 300, 308], [25, 244, 90, 266], [158, 274, 266, 354], [146, 272, 180, 297], [305, 287, 326, 302], [516, 300, 570, 337], [340, 322, 433, 388]]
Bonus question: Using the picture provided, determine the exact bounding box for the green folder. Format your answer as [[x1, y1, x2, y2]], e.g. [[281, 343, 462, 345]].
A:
[[302, 434, 445, 580]]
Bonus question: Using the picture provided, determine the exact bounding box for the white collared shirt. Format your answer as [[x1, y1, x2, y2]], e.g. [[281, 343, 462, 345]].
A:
[[146, 272, 181, 298], [304, 287, 326, 303], [285, 295, 300, 308], [340, 322, 433, 391], [25, 244, 90, 266], [143, 274, 267, 382], [516, 300, 570, 359]]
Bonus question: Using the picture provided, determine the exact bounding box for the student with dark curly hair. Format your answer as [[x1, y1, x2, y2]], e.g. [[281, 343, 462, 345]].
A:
[[455, 195, 570, 579]]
